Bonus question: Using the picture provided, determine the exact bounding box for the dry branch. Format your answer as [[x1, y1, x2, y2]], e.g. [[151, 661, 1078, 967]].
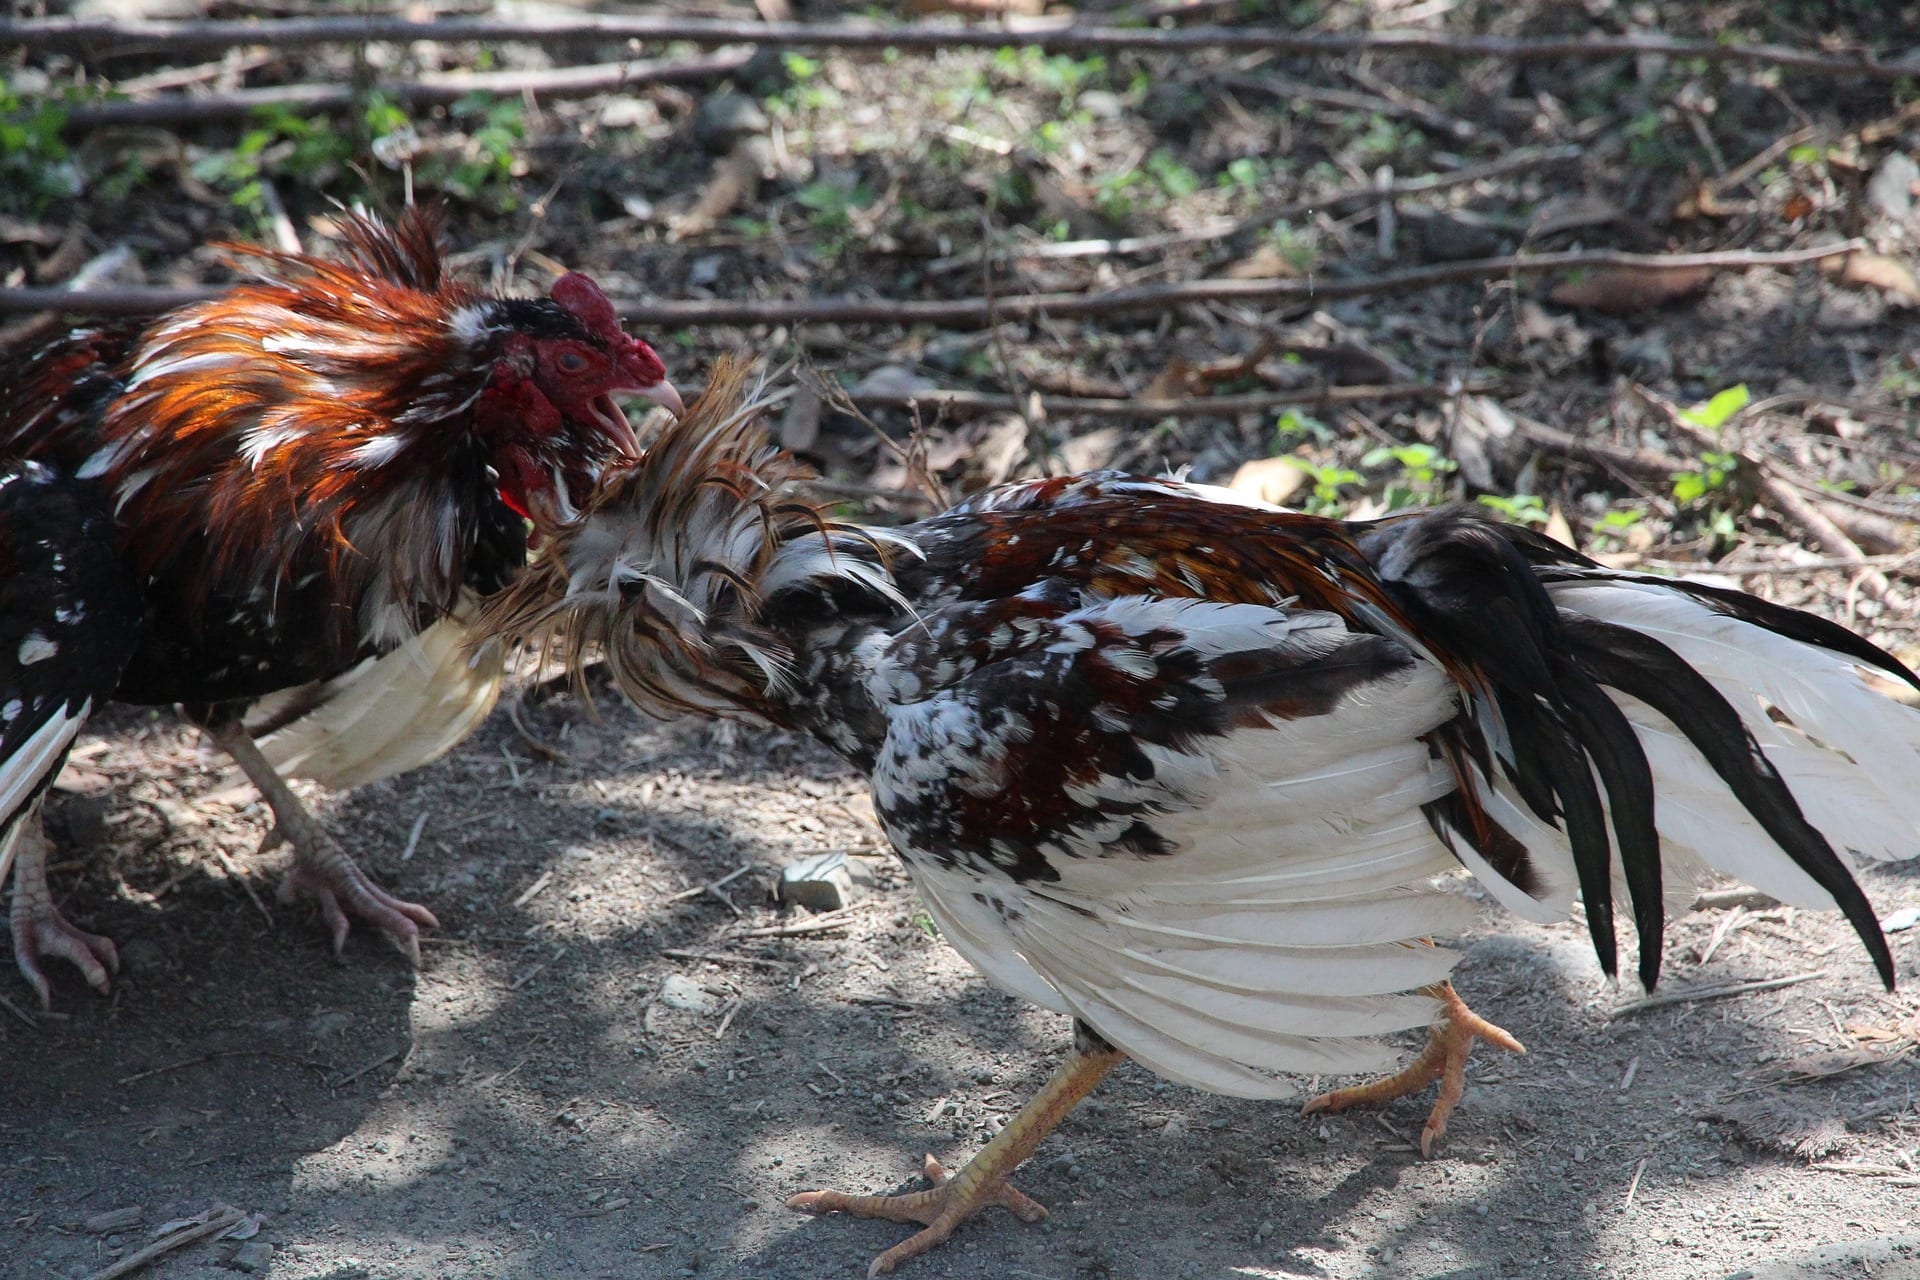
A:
[[55, 53, 753, 130], [848, 379, 1504, 419], [0, 242, 1866, 326], [7, 16, 1916, 82], [944, 145, 1583, 266], [1506, 410, 1910, 561]]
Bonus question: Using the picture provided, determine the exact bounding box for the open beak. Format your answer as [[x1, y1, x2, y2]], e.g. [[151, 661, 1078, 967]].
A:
[[587, 394, 643, 460], [638, 379, 685, 418]]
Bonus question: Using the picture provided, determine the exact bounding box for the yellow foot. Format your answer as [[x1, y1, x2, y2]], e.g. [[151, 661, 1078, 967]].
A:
[[789, 1153, 1048, 1277], [1301, 982, 1524, 1156]]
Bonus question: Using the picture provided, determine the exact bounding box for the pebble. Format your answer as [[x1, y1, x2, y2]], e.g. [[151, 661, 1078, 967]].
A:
[[693, 91, 769, 153], [1879, 906, 1920, 933], [777, 852, 857, 912], [658, 974, 720, 1015], [1867, 152, 1919, 224], [229, 1242, 274, 1273]]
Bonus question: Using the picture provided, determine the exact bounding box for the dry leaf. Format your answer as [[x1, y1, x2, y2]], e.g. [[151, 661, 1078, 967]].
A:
[[1549, 265, 1715, 315], [1820, 251, 1920, 305], [1770, 1046, 1911, 1084], [1139, 357, 1195, 401], [668, 140, 766, 242], [1781, 190, 1817, 222], [1228, 457, 1309, 507], [1223, 242, 1299, 280], [1707, 1094, 1850, 1161], [1544, 506, 1576, 548]]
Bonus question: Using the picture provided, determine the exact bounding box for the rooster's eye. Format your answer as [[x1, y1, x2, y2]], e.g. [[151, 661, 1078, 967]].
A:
[[555, 350, 591, 374]]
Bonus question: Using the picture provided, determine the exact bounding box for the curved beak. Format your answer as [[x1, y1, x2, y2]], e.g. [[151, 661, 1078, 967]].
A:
[[639, 379, 685, 418]]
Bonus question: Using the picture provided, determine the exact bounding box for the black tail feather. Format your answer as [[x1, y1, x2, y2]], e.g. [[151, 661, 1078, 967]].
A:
[[1564, 617, 1895, 989]]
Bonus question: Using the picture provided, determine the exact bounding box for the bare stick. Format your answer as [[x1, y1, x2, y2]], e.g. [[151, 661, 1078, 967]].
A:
[[730, 903, 877, 938], [79, 1205, 246, 1280], [663, 863, 753, 904], [9, 16, 1915, 82], [0, 242, 1866, 325], [660, 948, 793, 970], [1635, 383, 1893, 597], [1609, 970, 1826, 1018], [1621, 1158, 1648, 1211], [850, 379, 1506, 420], [54, 53, 752, 129], [971, 145, 1583, 264]]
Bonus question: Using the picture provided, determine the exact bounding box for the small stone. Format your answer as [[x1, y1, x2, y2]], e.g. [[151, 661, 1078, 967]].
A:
[[658, 974, 720, 1015], [229, 1241, 273, 1273], [777, 852, 857, 912], [694, 91, 769, 154], [1414, 211, 1508, 262], [1867, 151, 1919, 224], [1880, 906, 1920, 933]]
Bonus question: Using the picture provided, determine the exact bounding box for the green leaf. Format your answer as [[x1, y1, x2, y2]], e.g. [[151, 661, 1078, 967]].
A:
[[1671, 472, 1708, 504], [1680, 384, 1750, 431]]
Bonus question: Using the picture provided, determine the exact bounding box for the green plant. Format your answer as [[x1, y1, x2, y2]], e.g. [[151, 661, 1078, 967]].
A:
[[1587, 506, 1648, 551], [1475, 493, 1550, 525], [1679, 383, 1750, 431], [1670, 451, 1739, 505], [1295, 460, 1362, 515], [0, 85, 79, 215], [1273, 408, 1334, 447], [1362, 443, 1456, 509], [794, 178, 877, 233]]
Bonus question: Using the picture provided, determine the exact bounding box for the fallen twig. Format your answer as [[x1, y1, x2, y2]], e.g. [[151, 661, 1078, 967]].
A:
[[11, 16, 1917, 82], [79, 1205, 248, 1280], [51, 54, 754, 130], [1508, 411, 1911, 561], [964, 145, 1582, 265], [1, 243, 1866, 325], [1621, 1157, 1649, 1211], [0, 990, 38, 1029], [663, 863, 754, 905], [330, 1046, 403, 1088], [1811, 1162, 1920, 1186], [1610, 970, 1826, 1019], [1634, 383, 1892, 598], [206, 844, 274, 929], [505, 695, 570, 765], [850, 379, 1505, 420], [660, 947, 793, 970], [730, 903, 877, 938]]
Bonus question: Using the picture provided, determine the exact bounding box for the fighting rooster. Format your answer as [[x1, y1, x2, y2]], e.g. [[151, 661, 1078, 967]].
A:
[[0, 207, 681, 1006], [484, 362, 1920, 1275]]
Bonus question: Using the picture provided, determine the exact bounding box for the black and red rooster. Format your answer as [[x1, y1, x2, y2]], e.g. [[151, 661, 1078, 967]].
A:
[[0, 207, 680, 1006]]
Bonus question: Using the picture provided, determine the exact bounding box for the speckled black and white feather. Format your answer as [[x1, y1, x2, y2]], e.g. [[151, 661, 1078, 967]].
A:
[[488, 368, 1920, 1101]]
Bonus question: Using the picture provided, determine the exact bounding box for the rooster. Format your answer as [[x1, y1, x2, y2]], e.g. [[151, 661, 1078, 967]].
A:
[[0, 207, 681, 1007], [484, 361, 1920, 1276]]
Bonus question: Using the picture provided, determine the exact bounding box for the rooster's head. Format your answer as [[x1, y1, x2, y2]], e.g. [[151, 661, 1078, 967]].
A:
[[470, 270, 682, 527]]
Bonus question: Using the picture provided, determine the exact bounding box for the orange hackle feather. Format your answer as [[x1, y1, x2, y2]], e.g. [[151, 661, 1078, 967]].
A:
[[94, 209, 486, 634]]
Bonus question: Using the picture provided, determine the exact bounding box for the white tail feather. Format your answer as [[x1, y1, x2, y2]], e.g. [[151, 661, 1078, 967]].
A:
[[248, 604, 504, 790]]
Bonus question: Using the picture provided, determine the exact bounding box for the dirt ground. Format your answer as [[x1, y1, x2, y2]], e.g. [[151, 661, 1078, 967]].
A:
[[8, 0, 1920, 1276], [2, 676, 1917, 1280]]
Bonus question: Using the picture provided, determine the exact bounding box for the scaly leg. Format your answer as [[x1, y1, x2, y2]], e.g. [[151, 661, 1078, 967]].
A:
[[6, 801, 117, 1008], [790, 1022, 1124, 1277], [1301, 980, 1524, 1156], [204, 719, 437, 963]]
